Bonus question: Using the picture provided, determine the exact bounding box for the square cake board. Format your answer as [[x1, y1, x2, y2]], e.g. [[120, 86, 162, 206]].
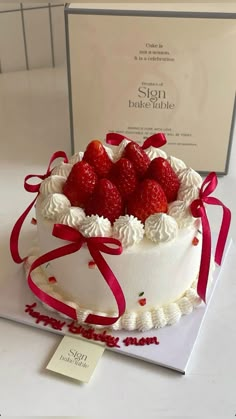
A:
[[0, 237, 233, 374]]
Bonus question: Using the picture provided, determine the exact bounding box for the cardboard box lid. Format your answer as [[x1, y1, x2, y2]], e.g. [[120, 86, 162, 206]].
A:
[[67, 3, 236, 14]]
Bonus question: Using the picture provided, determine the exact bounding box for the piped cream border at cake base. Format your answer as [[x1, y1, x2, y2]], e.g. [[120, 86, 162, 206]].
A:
[[24, 249, 214, 332]]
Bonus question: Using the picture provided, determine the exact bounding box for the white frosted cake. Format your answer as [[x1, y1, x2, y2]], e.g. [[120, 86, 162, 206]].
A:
[[22, 136, 214, 332]]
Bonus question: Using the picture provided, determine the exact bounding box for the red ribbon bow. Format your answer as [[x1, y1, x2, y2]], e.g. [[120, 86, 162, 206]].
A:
[[10, 150, 126, 326], [106, 132, 167, 150], [27, 224, 126, 326], [10, 151, 68, 264], [190, 172, 231, 302]]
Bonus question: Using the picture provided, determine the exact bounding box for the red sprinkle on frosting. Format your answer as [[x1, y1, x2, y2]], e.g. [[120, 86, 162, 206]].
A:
[[192, 237, 199, 246], [48, 276, 57, 284], [138, 298, 146, 306], [88, 260, 96, 269]]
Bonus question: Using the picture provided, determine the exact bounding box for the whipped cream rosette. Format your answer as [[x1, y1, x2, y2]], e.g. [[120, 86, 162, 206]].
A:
[[69, 151, 84, 165], [40, 175, 66, 197], [57, 207, 86, 229], [41, 193, 71, 220], [168, 200, 195, 228], [104, 145, 116, 162], [145, 146, 167, 160], [79, 215, 112, 238], [145, 213, 178, 243], [167, 156, 186, 174], [113, 138, 131, 161], [176, 167, 202, 204], [51, 162, 73, 178], [178, 167, 202, 188], [177, 182, 200, 203], [113, 215, 144, 248]]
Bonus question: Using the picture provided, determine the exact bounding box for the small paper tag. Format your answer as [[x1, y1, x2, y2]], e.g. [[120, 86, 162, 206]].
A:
[[46, 335, 105, 382]]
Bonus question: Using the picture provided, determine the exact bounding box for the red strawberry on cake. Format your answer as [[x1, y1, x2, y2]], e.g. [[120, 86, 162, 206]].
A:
[[108, 157, 138, 199], [123, 142, 150, 178], [146, 157, 180, 202], [83, 139, 113, 177], [85, 178, 123, 223], [63, 161, 97, 207], [127, 178, 167, 223]]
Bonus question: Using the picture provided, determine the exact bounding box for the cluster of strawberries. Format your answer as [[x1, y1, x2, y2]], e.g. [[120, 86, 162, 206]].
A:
[[63, 140, 180, 223]]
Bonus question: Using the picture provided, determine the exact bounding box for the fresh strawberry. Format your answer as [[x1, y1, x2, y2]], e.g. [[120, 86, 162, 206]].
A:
[[63, 161, 97, 207], [85, 179, 123, 223], [123, 142, 150, 178], [146, 157, 180, 202], [127, 179, 167, 223], [108, 158, 138, 199], [83, 140, 113, 177]]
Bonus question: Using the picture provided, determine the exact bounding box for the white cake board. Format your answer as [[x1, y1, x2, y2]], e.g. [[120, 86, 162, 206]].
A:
[[0, 238, 232, 374]]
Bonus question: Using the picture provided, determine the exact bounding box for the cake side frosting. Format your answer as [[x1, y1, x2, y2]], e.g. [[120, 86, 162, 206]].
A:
[[36, 200, 202, 313], [25, 252, 211, 332]]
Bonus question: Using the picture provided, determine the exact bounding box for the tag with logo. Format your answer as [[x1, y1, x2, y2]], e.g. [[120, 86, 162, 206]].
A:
[[46, 335, 105, 382]]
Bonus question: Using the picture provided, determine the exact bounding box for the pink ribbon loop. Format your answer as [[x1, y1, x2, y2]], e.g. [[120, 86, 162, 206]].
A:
[[190, 198, 206, 219], [27, 224, 125, 326], [10, 151, 69, 263], [190, 172, 231, 302], [142, 133, 167, 150], [106, 132, 167, 150], [24, 150, 68, 193], [106, 132, 128, 146]]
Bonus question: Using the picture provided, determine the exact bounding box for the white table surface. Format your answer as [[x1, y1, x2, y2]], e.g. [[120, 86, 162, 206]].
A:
[[0, 67, 235, 416]]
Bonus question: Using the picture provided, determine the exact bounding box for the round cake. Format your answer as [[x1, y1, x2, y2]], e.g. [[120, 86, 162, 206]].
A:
[[23, 135, 214, 331]]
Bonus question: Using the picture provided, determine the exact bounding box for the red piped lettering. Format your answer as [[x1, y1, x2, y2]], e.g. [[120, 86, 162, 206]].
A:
[[24, 303, 66, 330], [24, 304, 160, 349], [123, 336, 159, 347]]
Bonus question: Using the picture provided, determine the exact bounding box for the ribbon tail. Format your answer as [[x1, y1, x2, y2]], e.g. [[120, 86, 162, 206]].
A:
[[197, 209, 212, 303], [214, 205, 231, 266], [27, 242, 81, 320], [203, 196, 231, 266], [10, 197, 37, 263], [86, 245, 126, 326]]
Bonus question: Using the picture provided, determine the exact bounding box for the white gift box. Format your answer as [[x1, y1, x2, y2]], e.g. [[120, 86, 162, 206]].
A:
[[65, 3, 236, 174]]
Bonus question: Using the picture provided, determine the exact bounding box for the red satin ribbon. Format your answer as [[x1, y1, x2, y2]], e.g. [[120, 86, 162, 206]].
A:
[[106, 132, 167, 150], [190, 172, 231, 302], [27, 224, 125, 326], [10, 151, 68, 264]]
